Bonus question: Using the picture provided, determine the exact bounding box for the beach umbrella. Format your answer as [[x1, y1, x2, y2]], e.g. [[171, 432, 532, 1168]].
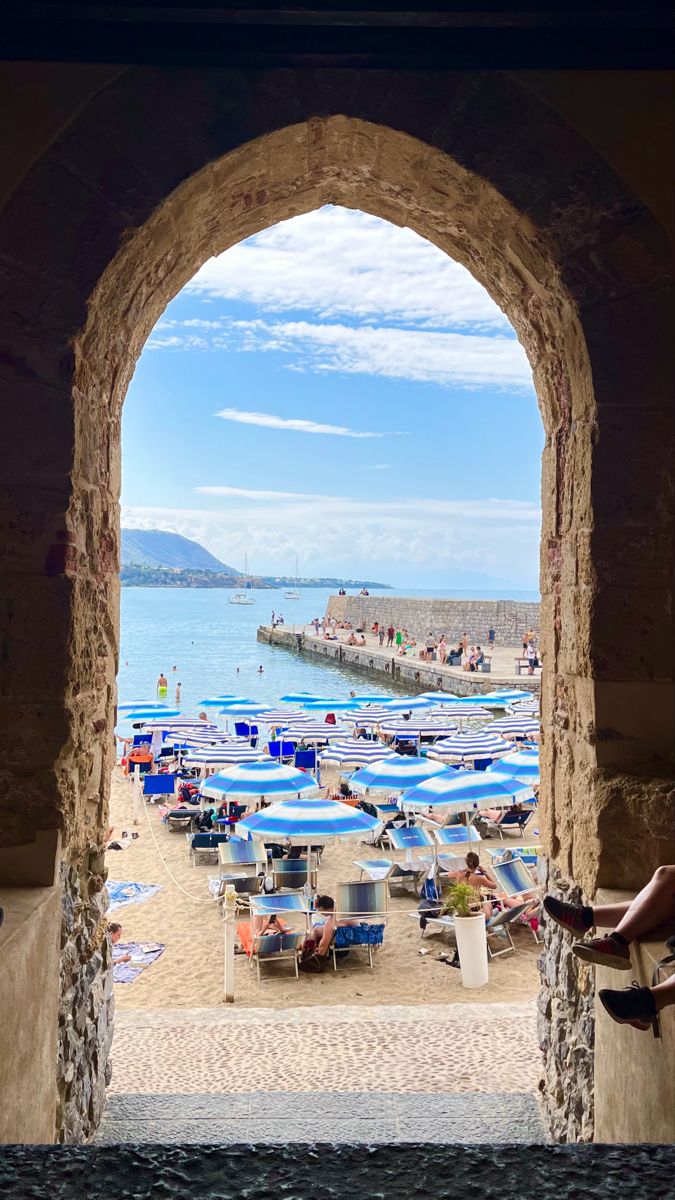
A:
[[487, 748, 540, 786], [350, 756, 449, 794], [302, 698, 359, 711], [380, 696, 435, 712], [200, 760, 318, 804], [343, 707, 396, 726], [236, 796, 379, 847], [179, 732, 248, 747], [419, 691, 460, 702], [199, 695, 250, 708], [506, 699, 540, 716], [399, 768, 535, 816], [118, 700, 175, 713], [348, 693, 397, 704], [427, 731, 512, 764], [256, 709, 310, 725], [183, 747, 269, 770], [141, 718, 219, 731], [488, 716, 540, 740], [279, 691, 326, 703], [379, 719, 459, 739], [423, 703, 491, 731], [319, 740, 398, 766], [281, 722, 348, 742], [481, 690, 534, 705], [218, 701, 265, 715], [119, 707, 181, 723]]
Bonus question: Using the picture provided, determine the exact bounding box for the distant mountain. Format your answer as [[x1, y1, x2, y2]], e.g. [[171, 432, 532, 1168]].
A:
[[121, 529, 237, 573]]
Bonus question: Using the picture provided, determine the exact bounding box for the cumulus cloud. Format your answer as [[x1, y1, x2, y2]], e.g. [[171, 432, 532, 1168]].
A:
[[186, 206, 509, 331], [214, 408, 394, 438]]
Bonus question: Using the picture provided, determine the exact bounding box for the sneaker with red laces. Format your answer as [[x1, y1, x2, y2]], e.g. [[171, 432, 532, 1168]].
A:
[[543, 895, 592, 936], [599, 982, 660, 1038], [572, 934, 632, 970]]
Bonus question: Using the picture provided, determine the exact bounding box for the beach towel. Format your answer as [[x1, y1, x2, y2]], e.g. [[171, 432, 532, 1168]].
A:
[[107, 881, 161, 911], [113, 941, 165, 984]]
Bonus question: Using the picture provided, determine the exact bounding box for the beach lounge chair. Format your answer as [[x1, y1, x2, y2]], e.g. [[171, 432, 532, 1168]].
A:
[[188, 831, 230, 866], [246, 893, 310, 982], [433, 823, 482, 847], [411, 904, 528, 959], [143, 774, 176, 801], [352, 858, 422, 893], [484, 805, 536, 839], [490, 857, 541, 943], [386, 824, 435, 872], [218, 838, 267, 882], [487, 846, 541, 868], [294, 748, 317, 771], [268, 739, 296, 763], [272, 857, 317, 892], [331, 879, 388, 970], [166, 807, 195, 833]]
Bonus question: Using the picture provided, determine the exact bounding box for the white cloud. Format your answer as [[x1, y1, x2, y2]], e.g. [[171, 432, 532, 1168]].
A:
[[214, 408, 394, 438], [369, 464, 391, 470], [196, 485, 326, 501], [186, 206, 509, 331], [148, 318, 532, 390], [122, 498, 540, 585]]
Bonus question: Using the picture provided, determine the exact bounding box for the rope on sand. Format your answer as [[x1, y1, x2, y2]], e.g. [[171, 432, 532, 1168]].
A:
[[141, 797, 214, 904]]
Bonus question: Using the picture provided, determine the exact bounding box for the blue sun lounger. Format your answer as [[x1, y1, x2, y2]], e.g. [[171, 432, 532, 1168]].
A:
[[332, 879, 389, 970]]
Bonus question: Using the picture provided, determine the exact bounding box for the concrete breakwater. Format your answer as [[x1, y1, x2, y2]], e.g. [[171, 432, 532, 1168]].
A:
[[258, 625, 540, 695], [325, 595, 540, 646]]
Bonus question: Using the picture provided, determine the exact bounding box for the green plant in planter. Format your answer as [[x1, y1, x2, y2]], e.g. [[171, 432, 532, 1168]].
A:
[[441, 880, 482, 918]]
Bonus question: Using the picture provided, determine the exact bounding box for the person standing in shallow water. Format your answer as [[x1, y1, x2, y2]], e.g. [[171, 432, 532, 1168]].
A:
[[156, 671, 168, 697]]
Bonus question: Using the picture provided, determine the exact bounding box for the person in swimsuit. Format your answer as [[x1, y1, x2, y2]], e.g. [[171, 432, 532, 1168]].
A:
[[156, 672, 168, 696]]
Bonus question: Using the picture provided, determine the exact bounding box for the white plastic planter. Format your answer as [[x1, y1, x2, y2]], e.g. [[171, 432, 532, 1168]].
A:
[[454, 912, 488, 988]]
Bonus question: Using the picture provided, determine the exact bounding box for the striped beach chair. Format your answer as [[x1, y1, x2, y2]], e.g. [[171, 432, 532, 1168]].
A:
[[332, 879, 389, 970]]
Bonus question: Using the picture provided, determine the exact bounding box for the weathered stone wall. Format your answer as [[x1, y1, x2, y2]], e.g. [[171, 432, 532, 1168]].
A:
[[325, 595, 540, 646], [56, 862, 114, 1144], [537, 861, 594, 1143]]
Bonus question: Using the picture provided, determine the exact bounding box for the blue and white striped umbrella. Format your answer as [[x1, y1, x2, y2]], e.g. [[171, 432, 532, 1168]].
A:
[[487, 748, 540, 785], [427, 731, 512, 762], [343, 707, 396, 726], [236, 797, 379, 845], [302, 699, 360, 711], [349, 693, 398, 704], [380, 696, 436, 712], [218, 702, 265, 717], [426, 703, 490, 720], [400, 768, 535, 813], [257, 709, 310, 725], [319, 740, 398, 766], [278, 692, 325, 703], [379, 719, 458, 738], [282, 722, 348, 742], [179, 732, 248, 747], [199, 695, 250, 708], [119, 707, 180, 721], [183, 747, 269, 768], [200, 760, 318, 802], [141, 718, 220, 731], [488, 717, 540, 739], [482, 690, 535, 705], [506, 699, 540, 716], [419, 691, 460, 703], [119, 700, 175, 713], [350, 756, 449, 794]]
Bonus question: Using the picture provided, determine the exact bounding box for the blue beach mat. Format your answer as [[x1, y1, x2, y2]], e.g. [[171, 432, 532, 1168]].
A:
[[113, 941, 165, 984], [107, 881, 161, 912]]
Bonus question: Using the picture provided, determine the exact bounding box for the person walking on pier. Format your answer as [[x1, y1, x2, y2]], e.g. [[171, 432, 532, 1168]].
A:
[[387, 624, 395, 648]]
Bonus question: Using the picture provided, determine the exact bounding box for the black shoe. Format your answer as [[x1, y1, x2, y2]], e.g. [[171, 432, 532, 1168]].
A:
[[599, 982, 660, 1038], [543, 895, 593, 936]]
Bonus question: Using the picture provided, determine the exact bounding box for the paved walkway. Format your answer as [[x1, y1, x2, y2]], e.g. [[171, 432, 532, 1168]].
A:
[[98, 1002, 546, 1144]]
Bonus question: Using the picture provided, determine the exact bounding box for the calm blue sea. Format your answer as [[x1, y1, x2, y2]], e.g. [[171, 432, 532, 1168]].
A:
[[118, 585, 539, 712]]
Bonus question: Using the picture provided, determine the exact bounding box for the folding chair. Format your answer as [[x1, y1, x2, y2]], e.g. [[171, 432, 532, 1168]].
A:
[[218, 838, 267, 881], [272, 857, 318, 892], [143, 774, 176, 802], [490, 857, 541, 943]]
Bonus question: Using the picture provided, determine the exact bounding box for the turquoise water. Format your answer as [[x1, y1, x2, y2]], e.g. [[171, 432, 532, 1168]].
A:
[[119, 585, 539, 711]]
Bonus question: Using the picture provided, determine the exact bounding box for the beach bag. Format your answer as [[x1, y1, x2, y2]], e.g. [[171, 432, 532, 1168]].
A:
[[299, 940, 324, 973]]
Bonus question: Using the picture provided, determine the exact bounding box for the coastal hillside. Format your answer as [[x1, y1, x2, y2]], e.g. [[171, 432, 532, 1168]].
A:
[[121, 528, 236, 573]]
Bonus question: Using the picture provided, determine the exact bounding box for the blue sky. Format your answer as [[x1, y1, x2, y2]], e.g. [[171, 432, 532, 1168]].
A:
[[122, 206, 542, 588]]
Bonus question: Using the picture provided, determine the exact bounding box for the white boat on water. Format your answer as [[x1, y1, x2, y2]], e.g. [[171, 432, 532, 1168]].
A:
[[229, 556, 256, 605], [284, 555, 300, 600]]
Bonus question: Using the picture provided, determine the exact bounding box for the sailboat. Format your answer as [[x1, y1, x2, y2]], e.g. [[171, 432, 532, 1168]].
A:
[[229, 554, 256, 605], [284, 555, 300, 600]]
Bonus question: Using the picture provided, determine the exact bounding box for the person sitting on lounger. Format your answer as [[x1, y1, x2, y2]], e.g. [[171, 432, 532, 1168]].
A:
[[308, 894, 338, 959], [543, 865, 675, 1036]]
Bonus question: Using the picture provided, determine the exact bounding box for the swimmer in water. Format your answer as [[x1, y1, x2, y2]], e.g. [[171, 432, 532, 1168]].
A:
[[172, 664, 177, 672], [257, 665, 264, 673], [157, 672, 168, 696], [175, 682, 181, 704]]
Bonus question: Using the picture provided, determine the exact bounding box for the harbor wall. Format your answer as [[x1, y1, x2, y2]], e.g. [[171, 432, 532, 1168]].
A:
[[324, 595, 540, 645], [258, 625, 540, 695]]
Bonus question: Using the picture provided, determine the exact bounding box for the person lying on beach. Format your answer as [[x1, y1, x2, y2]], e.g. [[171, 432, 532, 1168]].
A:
[[109, 922, 131, 963], [544, 865, 675, 1036], [346, 633, 357, 645]]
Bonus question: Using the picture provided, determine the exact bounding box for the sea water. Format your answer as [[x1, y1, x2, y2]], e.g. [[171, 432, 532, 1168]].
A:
[[119, 585, 539, 712]]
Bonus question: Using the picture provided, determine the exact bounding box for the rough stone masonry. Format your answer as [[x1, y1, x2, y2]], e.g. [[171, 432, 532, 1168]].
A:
[[326, 595, 541, 646]]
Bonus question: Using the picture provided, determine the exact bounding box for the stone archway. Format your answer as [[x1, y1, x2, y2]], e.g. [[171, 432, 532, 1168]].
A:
[[0, 68, 672, 1144]]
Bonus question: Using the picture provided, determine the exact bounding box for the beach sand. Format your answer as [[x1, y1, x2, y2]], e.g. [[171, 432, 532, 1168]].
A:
[[107, 767, 540, 1011]]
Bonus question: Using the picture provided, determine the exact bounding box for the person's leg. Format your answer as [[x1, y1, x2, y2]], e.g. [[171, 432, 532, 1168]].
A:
[[599, 975, 675, 1037], [317, 916, 335, 957], [612, 866, 675, 942]]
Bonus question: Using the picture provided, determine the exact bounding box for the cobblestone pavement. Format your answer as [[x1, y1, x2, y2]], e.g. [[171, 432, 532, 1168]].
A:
[[99, 1002, 545, 1143]]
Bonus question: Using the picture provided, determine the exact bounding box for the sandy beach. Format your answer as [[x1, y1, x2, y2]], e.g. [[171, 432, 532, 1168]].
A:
[[107, 766, 540, 1011]]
